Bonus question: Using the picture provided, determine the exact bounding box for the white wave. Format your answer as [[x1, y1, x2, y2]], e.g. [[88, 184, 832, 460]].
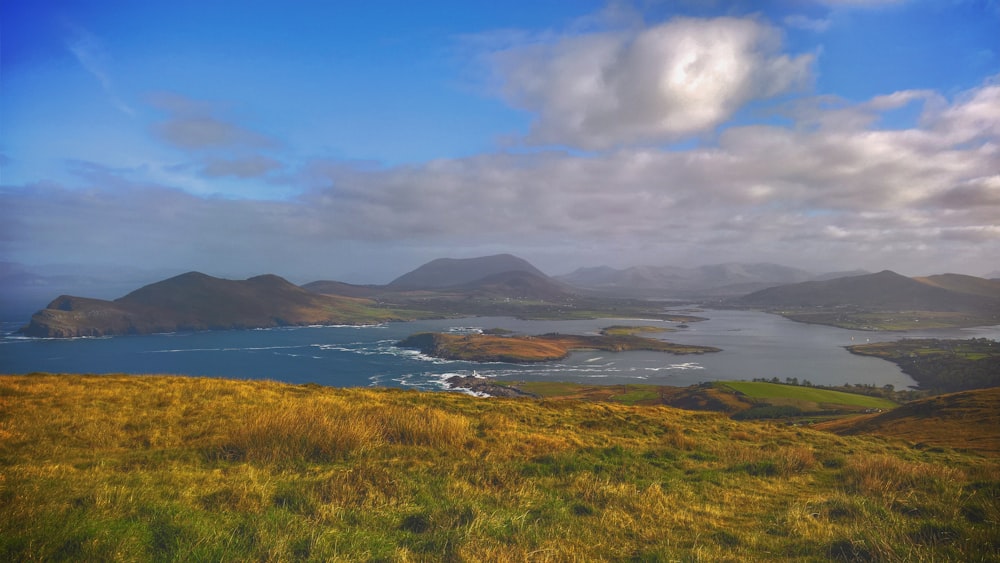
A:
[[252, 323, 388, 331], [1, 335, 36, 343], [9, 334, 115, 341], [584, 356, 605, 363], [644, 362, 704, 371]]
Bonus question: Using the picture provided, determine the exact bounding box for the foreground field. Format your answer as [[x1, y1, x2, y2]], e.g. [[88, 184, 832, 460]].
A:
[[2, 374, 998, 561]]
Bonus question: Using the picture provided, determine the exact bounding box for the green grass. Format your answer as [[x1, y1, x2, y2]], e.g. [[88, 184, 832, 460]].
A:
[[719, 381, 898, 410], [1, 374, 997, 561], [609, 385, 660, 405]]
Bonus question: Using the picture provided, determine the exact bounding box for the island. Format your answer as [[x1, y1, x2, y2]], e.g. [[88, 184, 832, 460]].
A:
[[397, 327, 720, 363]]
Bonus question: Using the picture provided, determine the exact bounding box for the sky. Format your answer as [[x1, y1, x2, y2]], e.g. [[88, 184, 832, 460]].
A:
[[2, 0, 999, 285]]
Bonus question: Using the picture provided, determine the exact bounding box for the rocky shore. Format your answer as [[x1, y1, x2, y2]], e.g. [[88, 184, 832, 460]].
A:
[[445, 376, 539, 398]]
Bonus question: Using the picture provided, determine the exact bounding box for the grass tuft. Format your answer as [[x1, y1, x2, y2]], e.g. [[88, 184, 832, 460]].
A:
[[840, 454, 963, 495]]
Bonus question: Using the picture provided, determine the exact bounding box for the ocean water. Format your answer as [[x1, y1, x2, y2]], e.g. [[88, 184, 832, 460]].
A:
[[3, 311, 999, 393]]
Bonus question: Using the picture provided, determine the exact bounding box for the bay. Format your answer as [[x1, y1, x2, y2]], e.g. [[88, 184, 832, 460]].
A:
[[3, 310, 999, 392]]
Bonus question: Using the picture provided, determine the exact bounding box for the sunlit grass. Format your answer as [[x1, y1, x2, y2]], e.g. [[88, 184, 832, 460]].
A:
[[719, 381, 898, 410], [1, 374, 997, 561]]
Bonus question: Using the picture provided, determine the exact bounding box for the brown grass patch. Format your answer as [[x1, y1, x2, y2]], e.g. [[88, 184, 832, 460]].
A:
[[840, 454, 964, 495]]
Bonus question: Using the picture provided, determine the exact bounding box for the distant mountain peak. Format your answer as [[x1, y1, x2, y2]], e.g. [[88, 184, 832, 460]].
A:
[[387, 254, 547, 290]]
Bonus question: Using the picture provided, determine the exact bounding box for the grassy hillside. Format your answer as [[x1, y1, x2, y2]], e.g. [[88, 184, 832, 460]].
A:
[[815, 387, 1000, 455], [2, 374, 998, 561], [718, 381, 897, 410]]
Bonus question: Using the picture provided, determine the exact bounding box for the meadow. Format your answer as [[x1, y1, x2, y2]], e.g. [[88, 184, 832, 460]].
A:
[[1, 374, 998, 561]]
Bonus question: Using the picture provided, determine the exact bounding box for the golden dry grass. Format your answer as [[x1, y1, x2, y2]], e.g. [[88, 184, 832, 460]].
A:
[[1, 374, 998, 561], [815, 387, 1000, 454]]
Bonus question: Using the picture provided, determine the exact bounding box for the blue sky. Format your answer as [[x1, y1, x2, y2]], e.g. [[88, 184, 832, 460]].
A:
[[2, 0, 999, 286]]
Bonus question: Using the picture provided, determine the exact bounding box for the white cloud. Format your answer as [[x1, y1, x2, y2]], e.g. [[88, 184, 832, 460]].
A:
[[63, 22, 134, 116], [490, 16, 814, 149], [4, 77, 999, 279]]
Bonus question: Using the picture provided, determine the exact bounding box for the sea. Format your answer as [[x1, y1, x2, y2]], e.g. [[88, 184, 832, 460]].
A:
[[3, 309, 1000, 393]]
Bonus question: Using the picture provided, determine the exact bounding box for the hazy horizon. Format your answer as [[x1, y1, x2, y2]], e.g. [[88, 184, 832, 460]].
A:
[[3, 1, 999, 286]]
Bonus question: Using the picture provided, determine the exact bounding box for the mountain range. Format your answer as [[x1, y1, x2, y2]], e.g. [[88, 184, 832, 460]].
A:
[[15, 253, 1000, 337], [555, 263, 870, 298]]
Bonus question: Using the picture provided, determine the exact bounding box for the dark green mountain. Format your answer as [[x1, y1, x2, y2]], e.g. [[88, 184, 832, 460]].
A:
[[19, 272, 408, 338]]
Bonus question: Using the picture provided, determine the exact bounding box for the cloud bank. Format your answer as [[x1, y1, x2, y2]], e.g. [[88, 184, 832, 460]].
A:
[[4, 11, 998, 282], [4, 73, 998, 277], [491, 17, 814, 149]]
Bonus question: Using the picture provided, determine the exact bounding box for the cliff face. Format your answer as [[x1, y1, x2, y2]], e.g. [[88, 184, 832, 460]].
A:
[[19, 272, 406, 338], [20, 296, 141, 338]]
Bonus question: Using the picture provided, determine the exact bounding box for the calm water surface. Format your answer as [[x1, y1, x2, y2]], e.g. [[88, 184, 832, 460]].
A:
[[3, 310, 999, 392]]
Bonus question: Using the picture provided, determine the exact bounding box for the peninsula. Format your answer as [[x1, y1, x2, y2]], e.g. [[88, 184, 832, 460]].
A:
[[18, 272, 416, 338]]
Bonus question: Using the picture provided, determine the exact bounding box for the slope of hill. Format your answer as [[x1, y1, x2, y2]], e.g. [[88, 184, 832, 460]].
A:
[[387, 254, 547, 290], [18, 272, 412, 337], [2, 373, 996, 561], [914, 273, 1000, 299], [733, 270, 1000, 329], [451, 270, 574, 301], [815, 387, 1000, 454], [299, 280, 382, 298], [736, 270, 994, 310], [556, 262, 816, 297]]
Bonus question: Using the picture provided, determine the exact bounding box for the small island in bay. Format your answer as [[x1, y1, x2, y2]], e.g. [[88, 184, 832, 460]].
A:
[[398, 327, 720, 363]]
